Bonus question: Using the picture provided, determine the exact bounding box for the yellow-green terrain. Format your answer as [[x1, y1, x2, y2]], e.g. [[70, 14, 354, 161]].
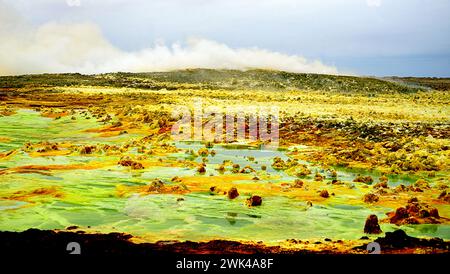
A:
[[0, 69, 449, 253]]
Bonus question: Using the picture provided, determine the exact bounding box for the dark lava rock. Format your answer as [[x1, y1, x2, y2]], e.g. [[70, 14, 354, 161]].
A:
[[246, 195, 262, 206], [0, 229, 304, 256], [354, 229, 449, 252], [227, 187, 239, 199], [364, 214, 382, 234], [375, 229, 447, 250]]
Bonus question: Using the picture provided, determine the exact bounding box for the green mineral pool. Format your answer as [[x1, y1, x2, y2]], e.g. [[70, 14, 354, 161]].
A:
[[1, 109, 449, 243]]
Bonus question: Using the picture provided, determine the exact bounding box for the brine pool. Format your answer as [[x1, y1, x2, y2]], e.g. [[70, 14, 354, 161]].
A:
[[0, 109, 449, 243]]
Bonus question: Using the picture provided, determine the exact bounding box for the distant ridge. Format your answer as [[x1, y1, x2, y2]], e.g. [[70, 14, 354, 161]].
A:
[[1, 69, 446, 93]]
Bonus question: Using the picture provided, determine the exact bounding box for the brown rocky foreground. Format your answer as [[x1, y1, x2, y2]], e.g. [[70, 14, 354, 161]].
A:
[[0, 229, 448, 256]]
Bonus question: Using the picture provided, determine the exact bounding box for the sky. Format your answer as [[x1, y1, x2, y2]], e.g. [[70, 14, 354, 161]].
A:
[[1, 0, 449, 76]]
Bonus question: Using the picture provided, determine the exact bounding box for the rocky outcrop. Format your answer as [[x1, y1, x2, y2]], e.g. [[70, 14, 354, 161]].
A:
[[319, 190, 329, 198], [363, 193, 379, 203], [364, 214, 382, 234], [227, 187, 239, 199], [383, 198, 443, 225], [246, 195, 262, 206], [118, 156, 144, 169]]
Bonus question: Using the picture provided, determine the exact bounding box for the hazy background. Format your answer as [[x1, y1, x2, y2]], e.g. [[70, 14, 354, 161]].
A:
[[1, 0, 449, 76]]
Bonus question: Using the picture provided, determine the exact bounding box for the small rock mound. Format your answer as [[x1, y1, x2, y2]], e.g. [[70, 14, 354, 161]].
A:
[[314, 173, 324, 181], [319, 190, 329, 198], [364, 214, 382, 234], [80, 145, 96, 155], [363, 193, 379, 203], [197, 164, 206, 174], [292, 179, 304, 188], [197, 148, 209, 157], [438, 190, 450, 203], [147, 179, 165, 192], [373, 181, 388, 189], [227, 187, 239, 199], [246, 195, 262, 206], [414, 179, 430, 190], [394, 184, 423, 193], [118, 156, 144, 170], [353, 175, 373, 184], [240, 166, 256, 174]]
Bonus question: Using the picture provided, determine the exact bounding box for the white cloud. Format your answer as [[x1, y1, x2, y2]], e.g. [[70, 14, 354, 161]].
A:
[[0, 18, 338, 75], [366, 0, 382, 8], [66, 0, 81, 7]]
